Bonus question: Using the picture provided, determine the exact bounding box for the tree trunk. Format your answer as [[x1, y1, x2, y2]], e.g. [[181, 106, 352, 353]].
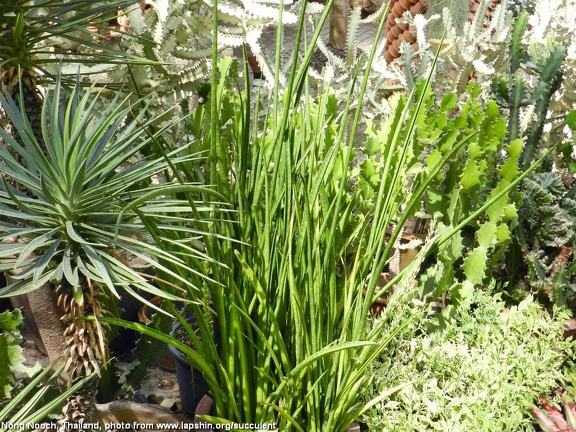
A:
[[8, 276, 65, 366]]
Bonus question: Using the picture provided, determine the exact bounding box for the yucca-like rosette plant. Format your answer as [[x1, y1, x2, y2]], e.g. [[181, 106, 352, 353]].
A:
[[0, 76, 223, 425]]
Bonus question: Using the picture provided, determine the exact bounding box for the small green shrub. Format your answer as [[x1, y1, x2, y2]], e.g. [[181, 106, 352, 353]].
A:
[[363, 288, 575, 431]]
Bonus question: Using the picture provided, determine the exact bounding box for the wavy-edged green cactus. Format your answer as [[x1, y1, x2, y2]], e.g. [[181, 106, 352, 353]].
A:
[[415, 83, 522, 301]]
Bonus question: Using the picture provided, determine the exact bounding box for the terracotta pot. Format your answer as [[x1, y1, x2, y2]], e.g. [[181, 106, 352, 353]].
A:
[[398, 232, 427, 272], [384, 50, 395, 63], [366, 292, 388, 315], [397, 21, 409, 31], [410, 1, 426, 15], [363, 273, 393, 316], [398, 0, 411, 10], [392, 0, 407, 18], [97, 400, 188, 431], [400, 29, 414, 43], [389, 24, 404, 39], [194, 395, 215, 431], [564, 318, 576, 340]]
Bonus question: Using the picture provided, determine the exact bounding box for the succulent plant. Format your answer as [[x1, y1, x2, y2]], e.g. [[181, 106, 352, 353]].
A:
[[533, 392, 576, 432]]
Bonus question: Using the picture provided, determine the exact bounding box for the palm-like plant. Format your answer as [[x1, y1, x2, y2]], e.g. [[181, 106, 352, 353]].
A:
[[0, 77, 222, 424], [0, 0, 147, 140]]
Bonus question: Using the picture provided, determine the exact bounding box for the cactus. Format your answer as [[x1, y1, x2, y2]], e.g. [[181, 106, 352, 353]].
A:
[[491, 12, 572, 295], [105, 0, 299, 148], [313, 6, 363, 70], [491, 12, 566, 169], [391, 0, 514, 95]]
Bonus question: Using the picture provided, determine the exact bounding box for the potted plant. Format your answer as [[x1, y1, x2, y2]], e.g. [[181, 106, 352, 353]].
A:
[[92, 0, 562, 427], [0, 75, 222, 425], [99, 7, 549, 431]]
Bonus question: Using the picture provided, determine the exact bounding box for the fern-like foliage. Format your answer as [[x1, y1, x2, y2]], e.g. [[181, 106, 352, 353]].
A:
[[393, 0, 514, 96], [101, 0, 299, 145]]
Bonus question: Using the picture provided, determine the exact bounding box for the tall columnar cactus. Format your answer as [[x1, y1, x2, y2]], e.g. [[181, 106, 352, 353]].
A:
[[491, 12, 566, 170]]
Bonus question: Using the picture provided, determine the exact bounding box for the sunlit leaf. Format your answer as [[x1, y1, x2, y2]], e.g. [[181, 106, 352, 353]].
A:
[[463, 247, 488, 284]]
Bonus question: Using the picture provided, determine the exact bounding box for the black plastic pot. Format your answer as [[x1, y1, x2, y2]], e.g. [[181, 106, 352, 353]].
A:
[[168, 317, 210, 416], [109, 286, 150, 356]]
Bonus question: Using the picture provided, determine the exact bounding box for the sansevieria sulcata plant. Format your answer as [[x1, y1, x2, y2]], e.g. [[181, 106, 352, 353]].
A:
[[97, 1, 555, 432]]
